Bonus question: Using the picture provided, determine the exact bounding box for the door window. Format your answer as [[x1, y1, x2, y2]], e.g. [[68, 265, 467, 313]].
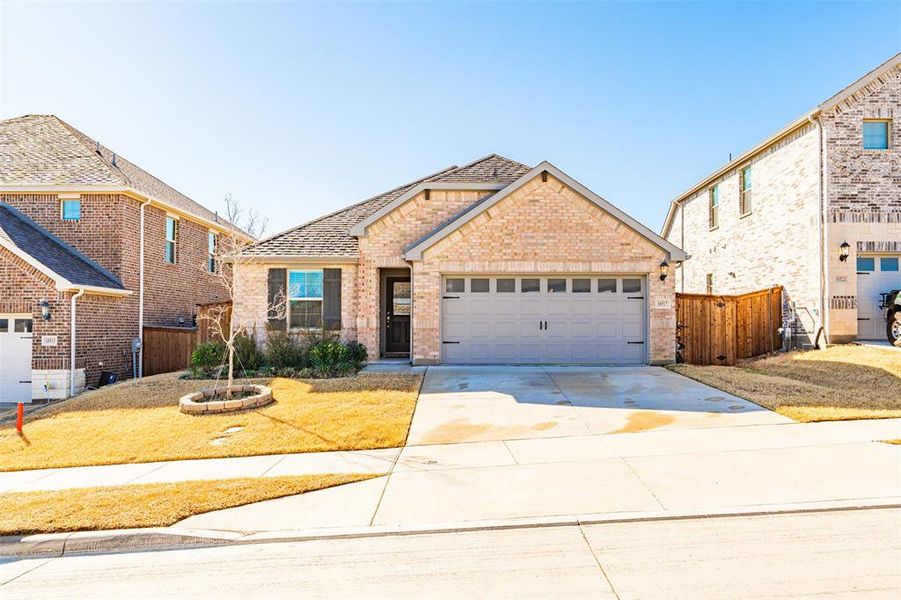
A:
[[392, 281, 411, 315], [496, 278, 515, 292], [445, 278, 464, 293], [14, 319, 33, 333], [521, 279, 540, 293], [598, 279, 617, 293], [856, 257, 875, 272], [622, 279, 642, 293], [572, 278, 591, 293], [880, 257, 899, 272], [547, 278, 567, 293], [470, 278, 489, 293], [0, 319, 8, 332]]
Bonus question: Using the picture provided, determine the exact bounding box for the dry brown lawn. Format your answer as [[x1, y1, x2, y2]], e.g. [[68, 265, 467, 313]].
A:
[[0, 372, 421, 471], [669, 345, 901, 422], [0, 474, 375, 535]]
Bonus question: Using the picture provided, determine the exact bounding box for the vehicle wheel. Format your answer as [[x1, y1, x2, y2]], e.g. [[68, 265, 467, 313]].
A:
[[888, 312, 901, 348]]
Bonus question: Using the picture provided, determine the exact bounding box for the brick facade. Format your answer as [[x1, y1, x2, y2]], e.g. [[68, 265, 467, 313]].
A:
[[0, 192, 230, 392], [233, 175, 677, 365], [665, 62, 900, 345]]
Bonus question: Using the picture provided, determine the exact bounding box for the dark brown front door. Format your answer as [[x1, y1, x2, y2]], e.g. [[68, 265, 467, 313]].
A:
[[385, 277, 411, 355]]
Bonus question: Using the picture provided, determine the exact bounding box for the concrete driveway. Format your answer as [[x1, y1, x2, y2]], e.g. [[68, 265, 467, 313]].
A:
[[407, 366, 789, 445]]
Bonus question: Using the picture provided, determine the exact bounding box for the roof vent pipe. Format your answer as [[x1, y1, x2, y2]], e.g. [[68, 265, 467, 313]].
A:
[[112, 153, 118, 168], [95, 140, 101, 155]]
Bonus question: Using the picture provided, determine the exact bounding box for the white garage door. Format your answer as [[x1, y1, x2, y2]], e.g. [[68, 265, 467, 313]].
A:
[[0, 315, 33, 403], [857, 255, 901, 340], [441, 275, 647, 364]]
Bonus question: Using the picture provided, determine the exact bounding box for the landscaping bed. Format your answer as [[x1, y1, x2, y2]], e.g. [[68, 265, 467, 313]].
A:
[[669, 344, 901, 422], [0, 474, 376, 535], [0, 371, 422, 471]]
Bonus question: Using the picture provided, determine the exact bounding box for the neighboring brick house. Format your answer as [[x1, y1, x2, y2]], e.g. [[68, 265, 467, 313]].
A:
[[662, 53, 901, 346], [237, 155, 686, 365], [0, 115, 243, 402]]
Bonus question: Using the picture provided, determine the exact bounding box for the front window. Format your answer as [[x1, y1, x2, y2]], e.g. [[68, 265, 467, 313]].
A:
[[165, 217, 178, 263], [207, 231, 217, 273], [709, 185, 719, 229], [61, 199, 81, 221], [863, 120, 890, 150], [739, 167, 752, 215], [288, 270, 323, 329]]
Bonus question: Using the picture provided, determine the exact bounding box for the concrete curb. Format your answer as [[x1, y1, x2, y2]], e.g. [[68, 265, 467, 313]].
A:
[[4, 497, 899, 558]]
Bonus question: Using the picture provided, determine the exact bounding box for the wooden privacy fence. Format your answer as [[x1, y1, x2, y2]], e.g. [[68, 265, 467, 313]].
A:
[[142, 302, 232, 376], [676, 287, 782, 366]]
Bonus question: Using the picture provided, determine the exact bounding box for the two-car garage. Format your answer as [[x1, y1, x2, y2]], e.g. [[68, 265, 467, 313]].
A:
[[440, 275, 647, 364]]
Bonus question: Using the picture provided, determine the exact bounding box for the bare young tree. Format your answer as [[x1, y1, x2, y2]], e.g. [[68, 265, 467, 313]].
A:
[[200, 194, 277, 395]]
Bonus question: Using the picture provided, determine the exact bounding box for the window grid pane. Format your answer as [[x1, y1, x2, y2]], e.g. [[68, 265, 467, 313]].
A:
[[471, 278, 489, 293], [289, 300, 322, 329], [521, 278, 540, 293], [622, 279, 641, 293], [496, 278, 515, 292], [863, 121, 889, 150], [856, 257, 875, 272], [547, 278, 566, 293], [289, 271, 324, 299], [14, 319, 33, 333], [598, 279, 617, 293], [880, 257, 899, 272], [445, 278, 464, 293], [572, 278, 591, 293]]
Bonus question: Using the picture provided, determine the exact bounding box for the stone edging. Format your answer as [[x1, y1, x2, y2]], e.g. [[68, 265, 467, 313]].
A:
[[179, 385, 273, 414]]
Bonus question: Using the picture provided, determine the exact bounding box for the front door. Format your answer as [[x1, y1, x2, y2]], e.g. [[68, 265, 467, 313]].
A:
[[385, 277, 411, 355]]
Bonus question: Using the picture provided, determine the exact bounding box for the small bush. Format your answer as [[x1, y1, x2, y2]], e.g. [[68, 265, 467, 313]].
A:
[[345, 341, 368, 369], [191, 342, 226, 369], [265, 329, 308, 369], [309, 338, 353, 377], [232, 329, 262, 375]]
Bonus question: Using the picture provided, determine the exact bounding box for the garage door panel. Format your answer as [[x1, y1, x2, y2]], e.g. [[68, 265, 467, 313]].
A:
[[442, 276, 646, 364], [856, 255, 901, 340]]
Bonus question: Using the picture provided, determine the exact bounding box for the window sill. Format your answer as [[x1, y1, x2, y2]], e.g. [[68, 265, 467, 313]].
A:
[[709, 226, 719, 232], [739, 211, 753, 219]]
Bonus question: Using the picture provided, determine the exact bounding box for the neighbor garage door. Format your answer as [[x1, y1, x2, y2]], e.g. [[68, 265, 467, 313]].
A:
[[441, 275, 646, 364], [857, 255, 901, 340]]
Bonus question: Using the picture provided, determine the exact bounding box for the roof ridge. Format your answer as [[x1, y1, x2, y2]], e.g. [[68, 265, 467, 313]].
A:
[[0, 202, 124, 287], [248, 163, 459, 249], [436, 153, 529, 177], [49, 116, 130, 187]]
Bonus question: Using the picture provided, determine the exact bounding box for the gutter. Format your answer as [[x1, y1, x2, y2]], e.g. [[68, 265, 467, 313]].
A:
[[138, 198, 151, 377], [70, 288, 86, 396], [809, 113, 829, 347]]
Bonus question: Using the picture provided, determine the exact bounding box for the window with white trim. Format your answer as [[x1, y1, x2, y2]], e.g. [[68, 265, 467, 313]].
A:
[[708, 185, 719, 229], [207, 231, 217, 273], [739, 166, 752, 216], [61, 198, 81, 221], [863, 120, 890, 150], [288, 270, 323, 329], [165, 216, 178, 263]]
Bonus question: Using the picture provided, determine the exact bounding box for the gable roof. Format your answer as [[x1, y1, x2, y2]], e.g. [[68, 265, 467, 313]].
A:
[[404, 162, 687, 262], [0, 203, 129, 294], [661, 52, 901, 238], [244, 154, 530, 258], [0, 115, 247, 237]]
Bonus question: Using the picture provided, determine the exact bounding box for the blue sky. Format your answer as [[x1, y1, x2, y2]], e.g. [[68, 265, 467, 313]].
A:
[[1, 1, 898, 235]]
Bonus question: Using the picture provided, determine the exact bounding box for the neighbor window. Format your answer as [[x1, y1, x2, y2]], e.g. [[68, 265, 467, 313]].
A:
[[863, 120, 890, 150], [61, 198, 81, 221], [709, 185, 719, 229], [881, 257, 899, 272], [706, 273, 714, 295], [521, 278, 540, 293], [739, 166, 752, 215], [445, 278, 464, 293], [597, 278, 617, 293], [496, 278, 515, 292], [572, 278, 591, 293], [471, 278, 489, 293], [165, 216, 178, 263], [547, 278, 566, 293], [288, 270, 323, 329], [856, 257, 875, 272], [207, 231, 217, 273]]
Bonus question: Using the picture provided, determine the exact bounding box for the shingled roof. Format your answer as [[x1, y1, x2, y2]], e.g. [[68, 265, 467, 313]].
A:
[[0, 203, 126, 292], [244, 154, 531, 258], [0, 115, 242, 235]]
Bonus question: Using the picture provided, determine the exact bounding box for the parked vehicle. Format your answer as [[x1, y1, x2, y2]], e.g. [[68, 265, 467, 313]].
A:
[[881, 290, 901, 347]]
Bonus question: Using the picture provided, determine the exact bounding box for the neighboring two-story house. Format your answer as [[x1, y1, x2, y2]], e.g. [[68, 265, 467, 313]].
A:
[[662, 53, 900, 346], [0, 115, 243, 402], [236, 155, 686, 366]]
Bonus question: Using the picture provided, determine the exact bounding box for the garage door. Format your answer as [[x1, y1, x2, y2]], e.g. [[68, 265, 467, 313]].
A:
[[857, 255, 901, 340], [0, 315, 33, 403], [441, 275, 646, 364]]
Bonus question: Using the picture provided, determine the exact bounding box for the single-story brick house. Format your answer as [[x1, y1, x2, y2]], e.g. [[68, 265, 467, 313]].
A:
[[0, 115, 244, 403], [236, 156, 686, 365]]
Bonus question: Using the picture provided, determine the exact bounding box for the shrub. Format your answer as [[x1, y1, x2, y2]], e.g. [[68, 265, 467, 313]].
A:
[[345, 341, 368, 368], [232, 329, 262, 375], [191, 341, 226, 369], [265, 329, 308, 368], [309, 338, 353, 376]]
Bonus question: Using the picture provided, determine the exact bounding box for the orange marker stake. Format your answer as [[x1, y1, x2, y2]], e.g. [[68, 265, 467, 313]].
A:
[[16, 402, 24, 434]]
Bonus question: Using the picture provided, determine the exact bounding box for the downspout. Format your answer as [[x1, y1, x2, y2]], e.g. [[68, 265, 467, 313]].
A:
[[138, 198, 151, 377], [406, 260, 415, 364], [808, 112, 829, 347], [70, 288, 86, 397], [680, 202, 685, 293]]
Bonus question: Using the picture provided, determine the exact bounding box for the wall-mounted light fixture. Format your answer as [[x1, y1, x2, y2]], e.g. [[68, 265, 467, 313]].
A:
[[39, 298, 51, 321], [659, 260, 669, 281], [839, 241, 851, 262]]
